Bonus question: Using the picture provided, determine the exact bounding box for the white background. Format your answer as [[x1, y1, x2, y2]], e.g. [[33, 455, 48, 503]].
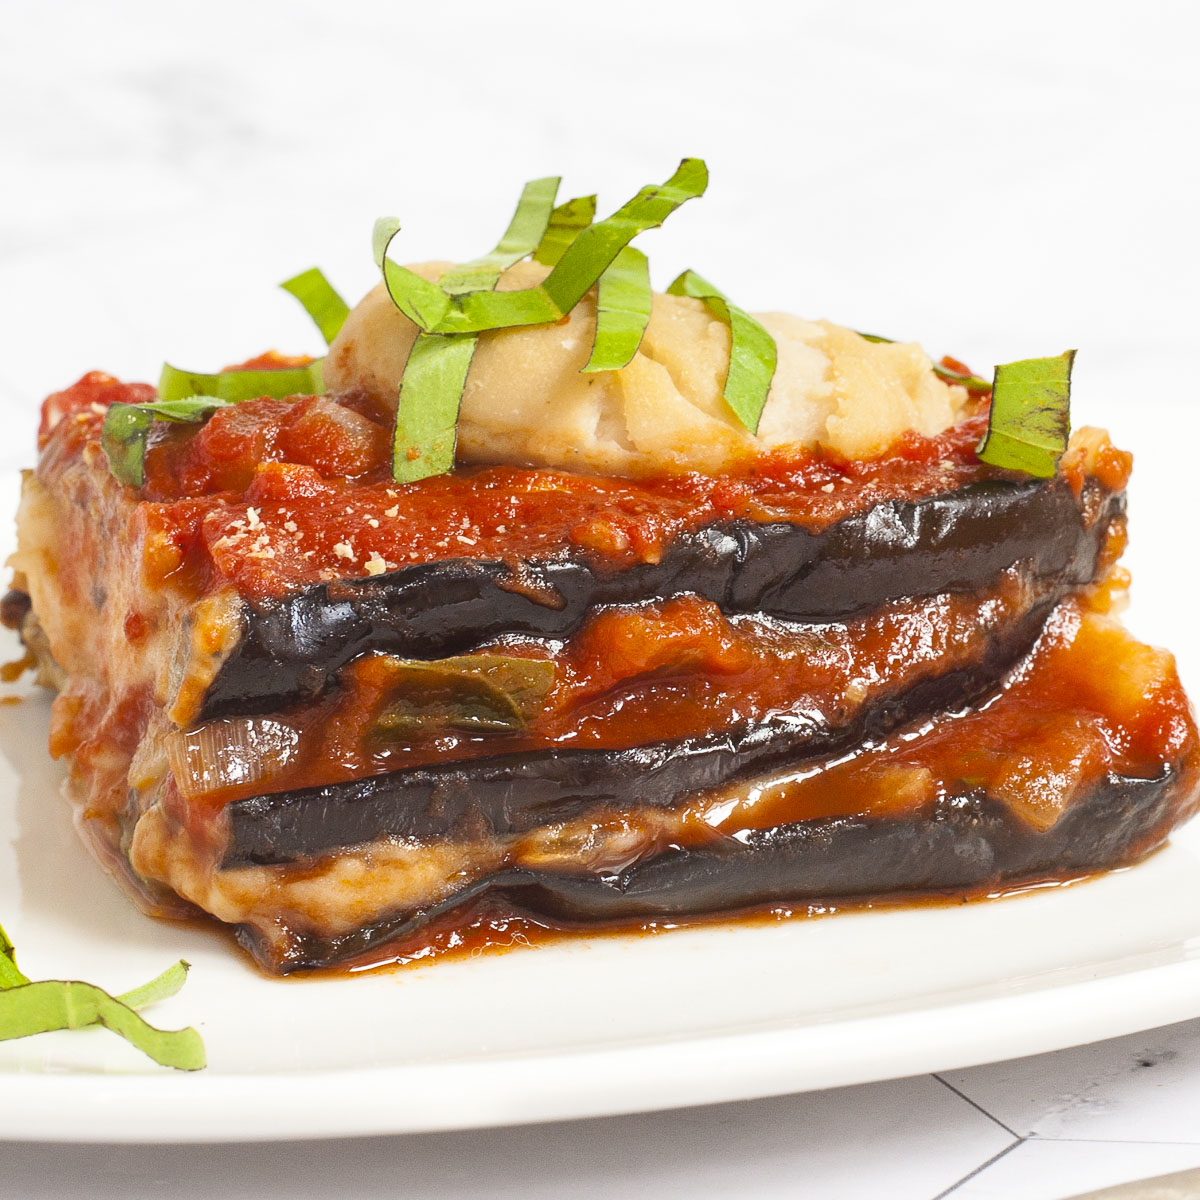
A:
[[2, 1, 1199, 1196]]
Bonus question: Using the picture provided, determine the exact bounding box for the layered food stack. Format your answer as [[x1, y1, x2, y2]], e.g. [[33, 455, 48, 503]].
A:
[[6, 161, 1197, 972]]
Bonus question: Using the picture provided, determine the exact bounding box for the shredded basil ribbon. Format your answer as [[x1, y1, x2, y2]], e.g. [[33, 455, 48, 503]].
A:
[[583, 246, 652, 373], [539, 194, 654, 376], [0, 919, 205, 1071], [374, 159, 708, 481], [856, 331, 992, 394], [437, 176, 561, 296], [667, 269, 777, 435], [373, 653, 556, 735], [101, 397, 233, 488], [856, 332, 1069, 475], [102, 362, 326, 489], [374, 158, 708, 336], [157, 361, 323, 405], [0, 922, 27, 989], [933, 362, 993, 395], [533, 195, 597, 267], [389, 176, 562, 483], [977, 350, 1075, 478], [281, 267, 351, 345], [391, 336, 478, 484]]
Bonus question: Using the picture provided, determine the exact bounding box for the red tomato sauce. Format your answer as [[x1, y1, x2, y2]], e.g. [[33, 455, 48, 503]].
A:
[[34, 370, 1075, 603]]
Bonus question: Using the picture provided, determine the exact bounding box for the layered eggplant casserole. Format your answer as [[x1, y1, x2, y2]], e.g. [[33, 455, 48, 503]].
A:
[[6, 162, 1198, 972]]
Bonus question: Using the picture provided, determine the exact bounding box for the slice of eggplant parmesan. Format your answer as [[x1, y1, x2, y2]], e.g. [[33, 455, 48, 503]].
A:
[[201, 476, 1122, 720], [235, 765, 1186, 973]]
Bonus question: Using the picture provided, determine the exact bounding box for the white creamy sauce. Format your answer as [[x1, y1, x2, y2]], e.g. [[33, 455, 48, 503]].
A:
[[324, 259, 968, 476]]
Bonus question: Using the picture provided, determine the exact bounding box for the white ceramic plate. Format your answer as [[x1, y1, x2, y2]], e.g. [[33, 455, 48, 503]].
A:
[[2, 423, 1199, 1144]]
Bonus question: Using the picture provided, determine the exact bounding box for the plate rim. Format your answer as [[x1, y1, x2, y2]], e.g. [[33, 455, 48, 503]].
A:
[[4, 949, 1200, 1143]]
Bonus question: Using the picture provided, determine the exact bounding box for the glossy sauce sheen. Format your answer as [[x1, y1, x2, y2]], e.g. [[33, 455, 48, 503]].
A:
[[313, 608, 1195, 976], [334, 875, 1106, 976], [174, 576, 1113, 815]]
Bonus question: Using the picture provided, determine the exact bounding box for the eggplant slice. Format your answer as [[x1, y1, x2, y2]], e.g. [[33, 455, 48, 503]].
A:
[[222, 472, 1122, 867], [202, 477, 1121, 719], [225, 597, 1062, 865], [237, 766, 1183, 973]]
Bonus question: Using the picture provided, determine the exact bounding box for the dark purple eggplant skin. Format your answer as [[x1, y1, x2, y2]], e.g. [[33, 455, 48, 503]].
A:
[[223, 598, 1059, 867], [201, 477, 1122, 720], [520, 769, 1177, 925], [235, 765, 1184, 974]]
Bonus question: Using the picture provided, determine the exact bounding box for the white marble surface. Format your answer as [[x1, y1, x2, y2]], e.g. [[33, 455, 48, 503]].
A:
[[2, 0, 1200, 1196]]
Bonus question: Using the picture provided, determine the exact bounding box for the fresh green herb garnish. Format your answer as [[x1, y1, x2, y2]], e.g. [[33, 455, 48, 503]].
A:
[[157, 361, 323, 405], [0, 919, 205, 1071], [114, 960, 195, 1010], [857, 332, 1071, 476], [667, 269, 778, 435], [101, 397, 233, 488], [107, 158, 1048, 492], [391, 336, 479, 484], [374, 158, 708, 337], [582, 246, 652, 373], [372, 217, 450, 331], [533, 195, 597, 268], [98, 158, 786, 488], [281, 267, 351, 345], [933, 361, 993, 395], [391, 176, 562, 482], [856, 331, 992, 394], [0, 922, 27, 989], [436, 176, 561, 296], [977, 350, 1075, 478], [102, 360, 326, 489], [375, 159, 709, 481]]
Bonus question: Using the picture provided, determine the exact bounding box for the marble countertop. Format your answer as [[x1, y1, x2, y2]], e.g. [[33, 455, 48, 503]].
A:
[[2, 1, 1199, 1196]]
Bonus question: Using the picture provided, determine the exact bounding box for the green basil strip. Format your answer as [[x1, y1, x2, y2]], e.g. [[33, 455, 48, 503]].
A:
[[373, 654, 556, 735], [437, 176, 561, 295], [101, 397, 233, 488], [0, 921, 29, 989], [390, 176, 564, 482], [856, 331, 992, 394], [375, 158, 708, 336], [932, 362, 993, 395], [582, 246, 652, 373], [116, 960, 191, 1010], [533, 195, 597, 267], [392, 336, 478, 483], [667, 268, 777, 435], [373, 218, 453, 330], [158, 362, 322, 405], [0, 978, 205, 1070], [281, 267, 351, 344], [0, 921, 203, 1071], [977, 350, 1075, 478]]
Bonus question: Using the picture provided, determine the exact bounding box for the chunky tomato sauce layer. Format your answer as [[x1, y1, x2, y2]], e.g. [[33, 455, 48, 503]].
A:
[[163, 578, 1086, 808], [37, 371, 1129, 602], [158, 596, 1197, 858], [715, 601, 1198, 836], [337, 600, 1200, 974]]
